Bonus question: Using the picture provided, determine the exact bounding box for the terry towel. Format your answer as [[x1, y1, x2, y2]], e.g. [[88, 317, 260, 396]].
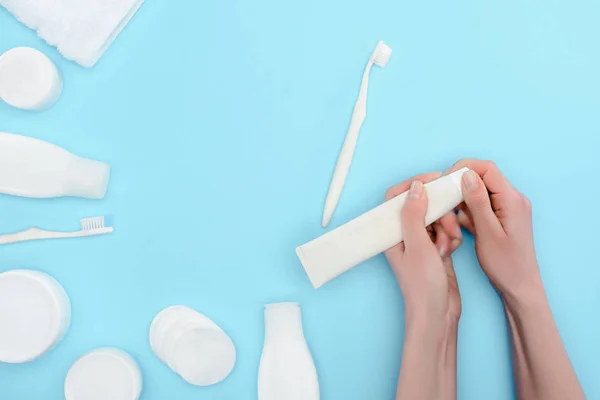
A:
[[0, 0, 145, 67]]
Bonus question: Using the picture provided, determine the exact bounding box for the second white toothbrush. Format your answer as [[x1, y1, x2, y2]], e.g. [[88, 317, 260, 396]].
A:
[[0, 216, 114, 245], [322, 40, 392, 228]]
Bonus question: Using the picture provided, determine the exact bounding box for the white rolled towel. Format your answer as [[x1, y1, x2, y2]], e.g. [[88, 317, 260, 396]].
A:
[[0, 0, 145, 67]]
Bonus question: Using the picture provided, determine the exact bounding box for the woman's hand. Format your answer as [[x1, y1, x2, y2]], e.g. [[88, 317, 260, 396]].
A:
[[386, 172, 462, 400], [446, 159, 584, 400], [446, 159, 541, 304], [384, 172, 463, 326]]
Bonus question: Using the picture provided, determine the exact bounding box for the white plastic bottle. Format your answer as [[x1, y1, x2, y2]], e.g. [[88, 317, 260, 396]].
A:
[[0, 132, 110, 199], [258, 302, 320, 400]]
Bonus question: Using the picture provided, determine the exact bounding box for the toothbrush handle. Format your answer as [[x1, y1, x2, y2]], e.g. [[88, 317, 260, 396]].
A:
[[0, 228, 64, 244], [322, 64, 372, 228], [322, 116, 364, 227], [0, 227, 113, 245]]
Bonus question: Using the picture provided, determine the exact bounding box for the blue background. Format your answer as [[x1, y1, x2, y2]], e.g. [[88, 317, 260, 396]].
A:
[[1, 0, 599, 398]]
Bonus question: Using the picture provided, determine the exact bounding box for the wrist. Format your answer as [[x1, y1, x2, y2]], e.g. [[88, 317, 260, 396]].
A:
[[403, 318, 447, 363], [404, 308, 459, 344], [501, 275, 548, 315]]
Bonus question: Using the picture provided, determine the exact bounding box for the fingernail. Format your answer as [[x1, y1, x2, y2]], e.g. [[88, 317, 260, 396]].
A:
[[463, 170, 478, 191], [409, 181, 423, 199], [451, 238, 462, 250], [439, 245, 447, 258]]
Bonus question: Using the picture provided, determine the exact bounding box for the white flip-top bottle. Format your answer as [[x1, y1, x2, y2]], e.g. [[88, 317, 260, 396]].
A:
[[258, 302, 320, 400], [0, 132, 110, 199]]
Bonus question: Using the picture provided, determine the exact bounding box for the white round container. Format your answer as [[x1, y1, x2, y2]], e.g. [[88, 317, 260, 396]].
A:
[[149, 306, 207, 362], [149, 306, 236, 386], [0, 47, 63, 110], [0, 269, 71, 363], [170, 326, 236, 386], [65, 348, 142, 400]]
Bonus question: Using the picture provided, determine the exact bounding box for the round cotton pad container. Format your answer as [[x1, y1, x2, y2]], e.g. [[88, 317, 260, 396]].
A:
[[0, 47, 63, 110], [150, 306, 205, 361], [18, 270, 71, 336], [65, 348, 142, 400], [149, 305, 236, 386], [150, 305, 218, 362], [170, 327, 236, 386], [0, 269, 71, 363], [161, 317, 220, 371]]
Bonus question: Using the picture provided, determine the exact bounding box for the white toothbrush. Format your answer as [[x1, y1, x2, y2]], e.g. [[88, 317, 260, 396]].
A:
[[0, 216, 114, 245], [322, 40, 392, 228]]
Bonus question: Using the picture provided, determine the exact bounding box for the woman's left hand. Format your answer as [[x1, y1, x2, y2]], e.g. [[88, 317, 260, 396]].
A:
[[384, 172, 462, 327]]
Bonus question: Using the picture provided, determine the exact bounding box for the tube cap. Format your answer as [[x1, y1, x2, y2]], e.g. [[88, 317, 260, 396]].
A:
[[449, 167, 470, 194], [63, 157, 110, 199]]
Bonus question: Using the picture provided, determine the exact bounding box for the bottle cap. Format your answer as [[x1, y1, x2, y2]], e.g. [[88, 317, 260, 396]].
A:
[[63, 157, 111, 199]]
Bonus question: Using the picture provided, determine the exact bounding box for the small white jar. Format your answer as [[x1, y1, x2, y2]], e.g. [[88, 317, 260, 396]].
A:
[[0, 269, 71, 363], [0, 47, 63, 110], [65, 348, 143, 400]]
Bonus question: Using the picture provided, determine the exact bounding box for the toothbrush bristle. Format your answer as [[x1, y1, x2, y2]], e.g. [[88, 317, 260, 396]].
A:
[[80, 216, 105, 231], [372, 41, 392, 68]]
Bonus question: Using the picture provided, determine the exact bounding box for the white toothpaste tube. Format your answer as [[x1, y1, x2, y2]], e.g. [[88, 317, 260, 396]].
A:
[[296, 168, 469, 288]]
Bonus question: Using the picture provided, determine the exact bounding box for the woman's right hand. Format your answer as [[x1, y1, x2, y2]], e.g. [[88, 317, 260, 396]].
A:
[[447, 159, 543, 304], [447, 159, 585, 400]]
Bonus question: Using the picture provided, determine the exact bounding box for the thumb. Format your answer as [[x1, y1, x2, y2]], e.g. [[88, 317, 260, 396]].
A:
[[401, 181, 432, 249], [461, 170, 503, 236]]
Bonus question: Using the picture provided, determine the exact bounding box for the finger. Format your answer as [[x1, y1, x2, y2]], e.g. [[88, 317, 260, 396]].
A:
[[437, 212, 462, 253], [445, 159, 513, 195], [385, 172, 442, 201], [457, 209, 475, 234], [433, 222, 451, 258], [384, 241, 405, 261], [401, 181, 433, 249], [444, 257, 458, 283], [385, 172, 441, 259], [461, 169, 505, 236], [444, 257, 460, 298]]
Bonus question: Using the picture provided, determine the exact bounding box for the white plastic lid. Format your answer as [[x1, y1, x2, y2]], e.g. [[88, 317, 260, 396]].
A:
[[65, 348, 142, 400], [449, 167, 470, 193], [63, 156, 111, 199], [170, 328, 236, 386], [0, 270, 70, 363], [0, 47, 63, 110]]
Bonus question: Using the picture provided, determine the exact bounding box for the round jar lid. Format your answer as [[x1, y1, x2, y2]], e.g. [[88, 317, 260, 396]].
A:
[[0, 269, 70, 363], [0, 47, 62, 110], [65, 348, 142, 400]]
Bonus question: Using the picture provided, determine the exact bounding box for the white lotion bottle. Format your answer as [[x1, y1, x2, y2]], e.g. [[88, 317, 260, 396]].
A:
[[258, 303, 320, 400], [0, 132, 110, 199]]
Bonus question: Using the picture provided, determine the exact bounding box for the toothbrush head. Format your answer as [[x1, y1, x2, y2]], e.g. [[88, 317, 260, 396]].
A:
[[371, 41, 392, 68], [80, 216, 112, 231]]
